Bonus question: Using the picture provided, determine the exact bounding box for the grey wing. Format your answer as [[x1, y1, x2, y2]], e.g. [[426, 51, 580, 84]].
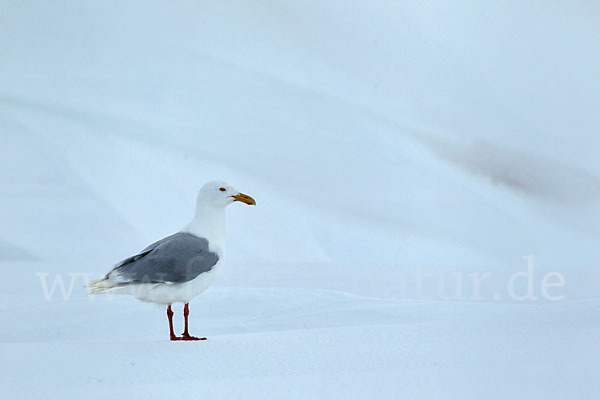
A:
[[107, 232, 219, 285]]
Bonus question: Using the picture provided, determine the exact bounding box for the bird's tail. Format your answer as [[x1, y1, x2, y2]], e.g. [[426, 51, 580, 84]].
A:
[[87, 276, 117, 295]]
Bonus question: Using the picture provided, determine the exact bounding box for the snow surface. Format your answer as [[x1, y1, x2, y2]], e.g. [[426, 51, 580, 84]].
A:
[[1, 1, 599, 399]]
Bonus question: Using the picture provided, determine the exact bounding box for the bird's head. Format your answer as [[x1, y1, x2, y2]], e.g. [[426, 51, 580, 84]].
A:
[[197, 181, 256, 209]]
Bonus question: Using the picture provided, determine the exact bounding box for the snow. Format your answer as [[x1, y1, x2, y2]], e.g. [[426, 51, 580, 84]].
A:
[[1, 1, 599, 398]]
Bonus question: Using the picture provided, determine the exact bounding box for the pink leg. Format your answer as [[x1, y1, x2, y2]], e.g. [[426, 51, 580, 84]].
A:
[[167, 305, 181, 341], [181, 303, 206, 341]]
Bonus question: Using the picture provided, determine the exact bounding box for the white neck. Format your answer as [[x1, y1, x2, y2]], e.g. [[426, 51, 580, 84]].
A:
[[181, 202, 227, 256]]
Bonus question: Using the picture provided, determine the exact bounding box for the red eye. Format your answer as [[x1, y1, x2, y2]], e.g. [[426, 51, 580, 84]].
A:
[[219, 187, 226, 192]]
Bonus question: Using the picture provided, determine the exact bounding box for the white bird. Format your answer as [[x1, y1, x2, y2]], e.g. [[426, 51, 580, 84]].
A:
[[88, 181, 256, 341]]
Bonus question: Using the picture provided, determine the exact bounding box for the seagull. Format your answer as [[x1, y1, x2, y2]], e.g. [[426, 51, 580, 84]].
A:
[[88, 181, 256, 341]]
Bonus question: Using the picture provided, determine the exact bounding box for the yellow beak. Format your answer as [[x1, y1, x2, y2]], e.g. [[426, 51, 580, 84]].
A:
[[232, 192, 256, 206]]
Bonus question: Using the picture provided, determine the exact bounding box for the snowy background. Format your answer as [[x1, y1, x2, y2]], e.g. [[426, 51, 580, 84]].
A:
[[1, 1, 599, 398]]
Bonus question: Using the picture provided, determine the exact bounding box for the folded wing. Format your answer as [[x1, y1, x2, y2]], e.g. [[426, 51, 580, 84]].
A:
[[107, 232, 219, 285]]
